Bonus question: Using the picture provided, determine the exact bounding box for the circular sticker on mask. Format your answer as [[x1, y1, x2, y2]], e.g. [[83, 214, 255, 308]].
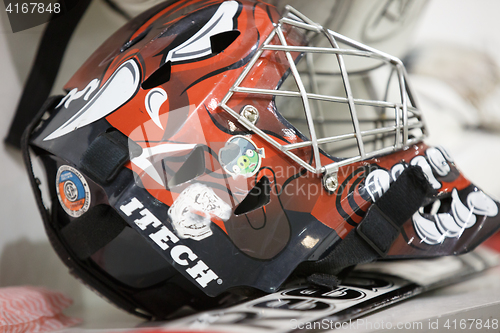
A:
[[219, 136, 265, 177], [56, 165, 91, 217]]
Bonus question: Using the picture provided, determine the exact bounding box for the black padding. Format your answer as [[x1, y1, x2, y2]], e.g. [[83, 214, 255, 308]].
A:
[[80, 130, 141, 184], [61, 205, 127, 260], [5, 0, 92, 149]]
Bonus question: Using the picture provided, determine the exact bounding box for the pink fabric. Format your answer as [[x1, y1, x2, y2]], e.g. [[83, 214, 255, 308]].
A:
[[0, 286, 81, 332]]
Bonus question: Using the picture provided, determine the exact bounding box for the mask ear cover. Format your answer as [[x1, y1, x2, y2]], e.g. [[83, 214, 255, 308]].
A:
[[22, 99, 230, 320], [56, 212, 220, 318]]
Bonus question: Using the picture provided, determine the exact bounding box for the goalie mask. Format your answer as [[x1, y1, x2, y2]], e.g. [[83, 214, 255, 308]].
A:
[[23, 0, 500, 320]]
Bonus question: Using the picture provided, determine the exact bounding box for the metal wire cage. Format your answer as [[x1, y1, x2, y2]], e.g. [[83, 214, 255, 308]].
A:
[[220, 5, 426, 176]]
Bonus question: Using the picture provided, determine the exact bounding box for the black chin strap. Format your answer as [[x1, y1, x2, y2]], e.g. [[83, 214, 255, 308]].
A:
[[5, 0, 92, 149], [299, 165, 434, 288]]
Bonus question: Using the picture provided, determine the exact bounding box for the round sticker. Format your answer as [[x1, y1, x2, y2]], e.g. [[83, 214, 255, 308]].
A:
[[56, 165, 91, 217], [218, 136, 265, 177]]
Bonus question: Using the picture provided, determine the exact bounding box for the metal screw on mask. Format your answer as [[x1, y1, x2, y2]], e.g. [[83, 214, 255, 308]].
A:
[[241, 105, 259, 124], [322, 173, 338, 193]]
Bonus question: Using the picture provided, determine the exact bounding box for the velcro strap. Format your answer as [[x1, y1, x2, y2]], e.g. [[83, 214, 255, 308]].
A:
[[80, 130, 140, 184], [295, 165, 433, 279], [356, 164, 432, 256], [357, 205, 399, 256]]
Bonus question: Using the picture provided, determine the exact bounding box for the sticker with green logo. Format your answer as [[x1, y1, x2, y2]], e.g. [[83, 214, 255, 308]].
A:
[[219, 136, 265, 177]]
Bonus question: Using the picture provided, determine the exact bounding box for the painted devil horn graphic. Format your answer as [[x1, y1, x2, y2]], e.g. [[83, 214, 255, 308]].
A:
[[165, 0, 239, 63], [44, 59, 140, 141], [56, 78, 100, 109], [145, 88, 168, 129]]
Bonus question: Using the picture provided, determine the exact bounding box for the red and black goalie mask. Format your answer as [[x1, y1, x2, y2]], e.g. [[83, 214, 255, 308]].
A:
[[23, 0, 500, 320]]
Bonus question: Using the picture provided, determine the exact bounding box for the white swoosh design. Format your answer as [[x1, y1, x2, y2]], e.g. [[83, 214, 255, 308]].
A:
[[145, 88, 168, 129], [57, 78, 100, 109], [44, 59, 141, 141], [165, 0, 238, 63]]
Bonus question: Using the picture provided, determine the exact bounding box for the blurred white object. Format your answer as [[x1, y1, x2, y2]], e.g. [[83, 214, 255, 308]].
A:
[[407, 44, 500, 131]]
